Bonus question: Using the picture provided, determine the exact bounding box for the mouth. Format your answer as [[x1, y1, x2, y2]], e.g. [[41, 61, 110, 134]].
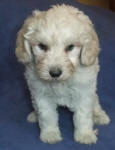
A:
[[50, 77, 63, 82], [37, 69, 73, 82], [44, 77, 62, 82], [39, 75, 71, 83]]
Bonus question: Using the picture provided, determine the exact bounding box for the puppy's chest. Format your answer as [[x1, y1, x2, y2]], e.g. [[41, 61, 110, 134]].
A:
[[48, 82, 80, 108]]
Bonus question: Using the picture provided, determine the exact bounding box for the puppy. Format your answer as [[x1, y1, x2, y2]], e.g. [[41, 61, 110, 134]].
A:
[[16, 4, 110, 144]]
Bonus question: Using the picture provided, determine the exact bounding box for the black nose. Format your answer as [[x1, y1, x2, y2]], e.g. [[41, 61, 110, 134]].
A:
[[49, 68, 62, 78]]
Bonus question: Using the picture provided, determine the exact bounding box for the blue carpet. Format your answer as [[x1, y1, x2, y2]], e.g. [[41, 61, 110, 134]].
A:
[[0, 0, 115, 150]]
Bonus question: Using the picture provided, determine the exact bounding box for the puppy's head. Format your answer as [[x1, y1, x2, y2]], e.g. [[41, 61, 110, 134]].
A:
[[16, 5, 100, 81]]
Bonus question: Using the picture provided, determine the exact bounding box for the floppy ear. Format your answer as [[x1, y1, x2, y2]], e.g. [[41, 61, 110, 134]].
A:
[[15, 10, 41, 64], [15, 26, 33, 64], [80, 29, 100, 66]]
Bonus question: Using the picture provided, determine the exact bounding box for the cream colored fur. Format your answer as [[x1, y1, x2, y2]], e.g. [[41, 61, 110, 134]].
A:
[[16, 4, 110, 144]]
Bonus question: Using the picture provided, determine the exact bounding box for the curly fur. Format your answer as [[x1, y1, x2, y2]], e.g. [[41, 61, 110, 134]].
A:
[[16, 4, 110, 144]]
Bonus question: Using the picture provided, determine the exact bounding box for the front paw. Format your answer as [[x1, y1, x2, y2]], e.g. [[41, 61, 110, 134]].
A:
[[40, 128, 62, 144], [74, 130, 97, 144]]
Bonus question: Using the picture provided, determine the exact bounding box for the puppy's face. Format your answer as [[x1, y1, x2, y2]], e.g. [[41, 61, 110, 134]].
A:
[[26, 18, 82, 81], [16, 5, 100, 81], [33, 41, 81, 81]]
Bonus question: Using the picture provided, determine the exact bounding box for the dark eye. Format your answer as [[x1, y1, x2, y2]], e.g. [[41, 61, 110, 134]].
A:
[[38, 43, 48, 51], [66, 44, 74, 52]]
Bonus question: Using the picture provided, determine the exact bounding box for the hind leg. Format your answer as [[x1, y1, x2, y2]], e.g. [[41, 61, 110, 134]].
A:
[[93, 94, 110, 125], [27, 111, 37, 123]]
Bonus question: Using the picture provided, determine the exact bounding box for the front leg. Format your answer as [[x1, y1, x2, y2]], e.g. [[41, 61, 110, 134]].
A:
[[35, 98, 62, 144], [73, 95, 97, 144]]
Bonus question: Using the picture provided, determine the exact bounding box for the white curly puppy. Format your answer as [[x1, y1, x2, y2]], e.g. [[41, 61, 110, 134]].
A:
[[16, 5, 110, 144]]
